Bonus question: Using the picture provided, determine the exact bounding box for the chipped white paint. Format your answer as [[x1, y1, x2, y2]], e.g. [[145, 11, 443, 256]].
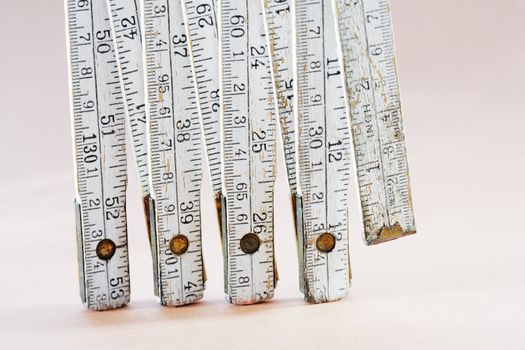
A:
[[262, 0, 297, 194], [220, 0, 277, 304], [144, 0, 205, 306], [66, 0, 130, 310], [107, 0, 150, 198], [332, 0, 416, 245], [180, 0, 223, 196], [293, 0, 352, 303]]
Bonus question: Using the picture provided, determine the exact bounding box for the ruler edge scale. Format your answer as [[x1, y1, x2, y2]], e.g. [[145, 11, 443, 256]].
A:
[[219, 0, 278, 305], [105, 0, 160, 270], [180, 0, 230, 298], [64, 0, 84, 304], [375, 0, 417, 243], [65, 13, 88, 309], [331, 0, 417, 246], [142, 0, 160, 298], [261, 0, 307, 295], [260, 0, 283, 291], [107, 0, 151, 198], [179, 0, 223, 193], [178, 0, 226, 291], [256, 0, 280, 298], [137, 0, 162, 281], [106, 0, 162, 303], [261, 0, 298, 194], [143, 0, 206, 307], [329, 0, 353, 287], [288, 0, 308, 296], [217, 0, 229, 298], [291, 0, 352, 303], [65, 0, 131, 310], [326, 0, 354, 298]]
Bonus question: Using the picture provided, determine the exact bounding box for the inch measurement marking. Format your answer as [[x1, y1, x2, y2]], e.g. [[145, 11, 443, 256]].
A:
[[262, 0, 297, 195], [66, 0, 130, 310], [107, 0, 150, 198], [180, 0, 223, 197], [220, 0, 278, 304], [144, 0, 205, 306], [293, 0, 352, 303], [332, 0, 416, 244]]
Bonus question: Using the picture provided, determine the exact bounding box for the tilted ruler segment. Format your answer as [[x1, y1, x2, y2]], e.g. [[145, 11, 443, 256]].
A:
[[144, 0, 205, 306], [179, 0, 229, 289], [262, 0, 305, 294], [294, 0, 352, 303], [66, 0, 130, 310], [332, 0, 416, 244], [262, 0, 297, 195], [107, 0, 150, 198], [180, 0, 223, 196], [220, 0, 277, 304]]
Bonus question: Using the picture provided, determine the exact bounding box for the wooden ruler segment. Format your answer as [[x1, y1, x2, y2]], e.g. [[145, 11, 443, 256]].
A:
[[262, 0, 297, 195], [220, 0, 278, 305], [179, 0, 229, 290], [107, 0, 150, 198], [294, 0, 352, 303], [144, 0, 205, 306], [332, 0, 416, 245], [66, 0, 130, 310], [180, 0, 223, 196]]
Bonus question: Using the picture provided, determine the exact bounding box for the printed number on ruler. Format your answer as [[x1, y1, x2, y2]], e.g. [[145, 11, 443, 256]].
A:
[[220, 0, 277, 305], [66, 0, 130, 310], [107, 0, 150, 197], [332, 0, 416, 244], [144, 0, 205, 306], [294, 0, 352, 303], [262, 0, 297, 195], [180, 0, 223, 196]]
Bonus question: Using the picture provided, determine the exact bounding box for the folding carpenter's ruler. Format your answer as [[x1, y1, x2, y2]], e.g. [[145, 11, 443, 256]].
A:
[[332, 0, 416, 245], [144, 0, 206, 306], [293, 0, 352, 303], [66, 0, 131, 311], [66, 0, 416, 310], [220, 0, 278, 304]]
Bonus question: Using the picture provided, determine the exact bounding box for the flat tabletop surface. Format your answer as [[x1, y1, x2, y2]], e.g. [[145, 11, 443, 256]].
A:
[[1, 0, 525, 349]]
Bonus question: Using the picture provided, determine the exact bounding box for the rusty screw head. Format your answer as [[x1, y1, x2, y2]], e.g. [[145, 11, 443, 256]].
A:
[[316, 233, 336, 253], [240, 233, 260, 255], [170, 235, 189, 255], [96, 239, 116, 261]]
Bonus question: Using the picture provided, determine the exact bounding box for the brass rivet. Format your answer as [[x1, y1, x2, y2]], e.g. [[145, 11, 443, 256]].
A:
[[170, 235, 189, 255], [96, 239, 116, 260], [240, 233, 260, 255], [316, 233, 336, 253]]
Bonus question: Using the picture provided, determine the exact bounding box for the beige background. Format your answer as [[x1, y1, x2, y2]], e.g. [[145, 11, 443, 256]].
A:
[[1, 0, 525, 349]]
